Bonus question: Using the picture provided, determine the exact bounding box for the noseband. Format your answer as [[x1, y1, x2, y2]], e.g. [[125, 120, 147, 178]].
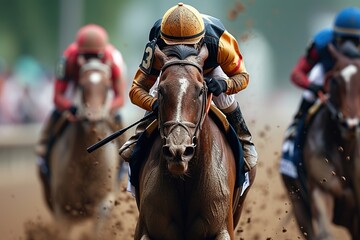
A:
[[320, 85, 360, 131], [159, 59, 207, 148]]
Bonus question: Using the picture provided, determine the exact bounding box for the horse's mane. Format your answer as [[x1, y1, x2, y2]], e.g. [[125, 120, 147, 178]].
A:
[[163, 45, 198, 60], [339, 41, 360, 59]]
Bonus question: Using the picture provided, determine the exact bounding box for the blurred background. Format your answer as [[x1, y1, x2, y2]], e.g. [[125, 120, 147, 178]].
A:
[[0, 0, 358, 239]]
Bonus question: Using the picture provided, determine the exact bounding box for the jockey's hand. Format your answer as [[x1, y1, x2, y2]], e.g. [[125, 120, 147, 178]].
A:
[[152, 100, 159, 114], [307, 83, 323, 95], [204, 77, 227, 96], [66, 106, 78, 122]]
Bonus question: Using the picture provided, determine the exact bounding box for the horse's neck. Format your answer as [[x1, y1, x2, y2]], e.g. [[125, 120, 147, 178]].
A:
[[321, 107, 360, 164], [194, 118, 218, 168], [65, 120, 112, 147], [322, 109, 339, 137]]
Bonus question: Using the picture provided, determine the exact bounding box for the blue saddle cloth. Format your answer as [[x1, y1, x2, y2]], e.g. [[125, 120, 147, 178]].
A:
[[280, 115, 308, 179], [280, 105, 324, 194], [279, 115, 309, 201], [129, 114, 246, 190]]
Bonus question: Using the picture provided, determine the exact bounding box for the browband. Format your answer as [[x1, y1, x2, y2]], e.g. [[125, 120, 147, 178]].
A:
[[161, 59, 203, 74]]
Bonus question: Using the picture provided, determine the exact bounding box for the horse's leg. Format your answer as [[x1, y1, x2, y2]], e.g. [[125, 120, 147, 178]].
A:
[[37, 166, 54, 212], [134, 210, 149, 240], [233, 166, 256, 227], [281, 174, 314, 239], [312, 187, 335, 240], [134, 219, 151, 240], [93, 192, 116, 238], [353, 156, 360, 239], [52, 217, 73, 240], [215, 230, 231, 240], [140, 235, 151, 240]]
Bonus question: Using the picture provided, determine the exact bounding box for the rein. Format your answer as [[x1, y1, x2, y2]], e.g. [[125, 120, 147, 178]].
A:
[[159, 59, 207, 147]]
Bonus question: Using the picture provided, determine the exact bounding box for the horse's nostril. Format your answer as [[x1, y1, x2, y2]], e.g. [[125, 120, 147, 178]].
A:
[[162, 146, 172, 158], [183, 146, 195, 157], [162, 145, 195, 160]]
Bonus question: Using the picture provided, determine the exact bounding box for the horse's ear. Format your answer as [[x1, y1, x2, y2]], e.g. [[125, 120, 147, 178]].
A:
[[153, 45, 167, 70], [197, 44, 209, 66]]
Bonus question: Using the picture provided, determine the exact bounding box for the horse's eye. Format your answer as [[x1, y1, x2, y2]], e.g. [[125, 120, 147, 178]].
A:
[[199, 88, 204, 97]]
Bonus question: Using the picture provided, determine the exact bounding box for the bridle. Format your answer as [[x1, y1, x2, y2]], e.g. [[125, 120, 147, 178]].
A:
[[319, 83, 360, 131], [75, 59, 112, 121], [158, 59, 208, 148]]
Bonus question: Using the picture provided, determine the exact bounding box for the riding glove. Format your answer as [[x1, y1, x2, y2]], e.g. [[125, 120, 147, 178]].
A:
[[307, 83, 323, 95], [152, 99, 159, 113], [69, 105, 78, 115], [205, 77, 227, 96]]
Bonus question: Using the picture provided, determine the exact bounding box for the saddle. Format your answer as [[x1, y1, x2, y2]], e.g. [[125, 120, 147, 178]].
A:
[[129, 105, 246, 190], [280, 102, 323, 179]]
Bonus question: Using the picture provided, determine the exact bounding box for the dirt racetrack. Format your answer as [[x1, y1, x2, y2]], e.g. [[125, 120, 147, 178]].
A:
[[0, 94, 352, 240]]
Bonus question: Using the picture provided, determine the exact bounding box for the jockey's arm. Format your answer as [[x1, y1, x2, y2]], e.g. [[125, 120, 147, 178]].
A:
[[129, 69, 158, 112], [110, 64, 125, 111], [291, 45, 319, 89], [216, 30, 249, 95], [109, 47, 127, 111], [53, 44, 76, 112], [54, 79, 72, 111]]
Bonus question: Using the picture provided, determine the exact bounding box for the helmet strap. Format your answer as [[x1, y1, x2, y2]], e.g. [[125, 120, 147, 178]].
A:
[[194, 38, 204, 51]]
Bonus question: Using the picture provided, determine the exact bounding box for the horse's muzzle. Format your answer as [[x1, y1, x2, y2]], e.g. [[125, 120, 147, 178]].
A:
[[162, 144, 195, 174]]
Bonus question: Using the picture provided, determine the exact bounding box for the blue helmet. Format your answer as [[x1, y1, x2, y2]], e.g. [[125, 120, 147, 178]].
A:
[[333, 7, 360, 38]]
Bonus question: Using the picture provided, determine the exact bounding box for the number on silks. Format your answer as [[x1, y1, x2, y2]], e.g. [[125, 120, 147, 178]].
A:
[[139, 39, 157, 74]]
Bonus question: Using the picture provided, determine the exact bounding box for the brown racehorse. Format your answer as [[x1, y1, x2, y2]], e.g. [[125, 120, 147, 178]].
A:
[[303, 44, 360, 239], [134, 45, 254, 240], [49, 59, 123, 238]]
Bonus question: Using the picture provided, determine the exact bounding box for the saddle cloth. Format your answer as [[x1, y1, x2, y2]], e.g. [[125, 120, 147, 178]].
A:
[[279, 102, 323, 179]]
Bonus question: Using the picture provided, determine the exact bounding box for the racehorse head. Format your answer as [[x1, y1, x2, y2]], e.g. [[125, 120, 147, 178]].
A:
[[327, 44, 360, 136], [76, 59, 112, 121], [154, 44, 209, 175]]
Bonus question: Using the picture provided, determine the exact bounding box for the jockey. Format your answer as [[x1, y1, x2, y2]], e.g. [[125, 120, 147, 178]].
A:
[[119, 2, 258, 171], [280, 7, 360, 239], [35, 24, 127, 179], [286, 7, 360, 138]]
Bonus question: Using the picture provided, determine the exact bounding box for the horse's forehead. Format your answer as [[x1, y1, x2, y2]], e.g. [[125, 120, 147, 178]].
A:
[[81, 70, 109, 86], [340, 64, 358, 84], [178, 77, 190, 92], [88, 71, 103, 84]]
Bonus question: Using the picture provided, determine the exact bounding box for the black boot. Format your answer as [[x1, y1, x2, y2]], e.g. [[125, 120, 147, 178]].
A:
[[294, 98, 314, 122], [35, 110, 60, 158], [119, 113, 156, 162], [36, 109, 69, 205], [285, 98, 314, 139], [225, 104, 258, 169], [38, 157, 53, 211]]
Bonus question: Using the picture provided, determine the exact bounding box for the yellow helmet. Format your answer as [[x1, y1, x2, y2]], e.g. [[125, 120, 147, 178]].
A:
[[160, 3, 205, 45]]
